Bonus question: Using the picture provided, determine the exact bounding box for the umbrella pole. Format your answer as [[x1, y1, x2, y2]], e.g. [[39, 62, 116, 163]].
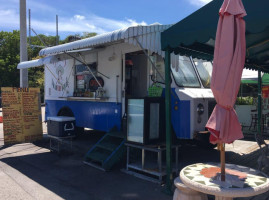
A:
[[220, 143, 225, 181]]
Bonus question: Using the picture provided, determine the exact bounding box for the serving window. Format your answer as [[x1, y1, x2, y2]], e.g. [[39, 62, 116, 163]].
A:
[[74, 62, 97, 96]]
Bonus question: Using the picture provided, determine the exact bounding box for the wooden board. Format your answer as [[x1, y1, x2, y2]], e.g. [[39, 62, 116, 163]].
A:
[[1, 87, 42, 144]]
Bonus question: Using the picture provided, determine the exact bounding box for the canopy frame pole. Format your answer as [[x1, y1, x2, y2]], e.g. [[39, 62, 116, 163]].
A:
[[164, 49, 172, 195], [258, 68, 262, 135]]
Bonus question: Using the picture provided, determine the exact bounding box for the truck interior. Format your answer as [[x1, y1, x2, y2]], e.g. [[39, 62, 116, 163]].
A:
[[125, 51, 149, 99]]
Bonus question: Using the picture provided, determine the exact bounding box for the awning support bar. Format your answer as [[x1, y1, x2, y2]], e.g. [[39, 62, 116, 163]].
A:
[[78, 53, 102, 88], [64, 51, 110, 80], [134, 37, 165, 82]]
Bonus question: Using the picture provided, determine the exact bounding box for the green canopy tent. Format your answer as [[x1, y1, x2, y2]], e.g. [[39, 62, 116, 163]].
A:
[[240, 73, 269, 97], [241, 79, 260, 84], [161, 0, 269, 69], [241, 73, 269, 85], [161, 0, 269, 192]]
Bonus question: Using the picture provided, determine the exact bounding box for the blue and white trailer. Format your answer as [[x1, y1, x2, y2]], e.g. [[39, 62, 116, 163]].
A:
[[18, 24, 215, 144]]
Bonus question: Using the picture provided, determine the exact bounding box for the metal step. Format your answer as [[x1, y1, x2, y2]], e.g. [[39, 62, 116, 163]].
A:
[[84, 127, 126, 171], [84, 161, 106, 171], [86, 150, 111, 164], [96, 142, 118, 152], [107, 131, 125, 139]]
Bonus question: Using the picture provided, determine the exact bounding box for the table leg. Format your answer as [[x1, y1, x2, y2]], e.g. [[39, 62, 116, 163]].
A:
[[176, 146, 179, 172], [127, 146, 129, 170], [142, 149, 145, 170], [58, 140, 60, 152], [158, 150, 162, 172], [158, 149, 162, 181], [50, 138, 52, 151], [215, 196, 233, 200]]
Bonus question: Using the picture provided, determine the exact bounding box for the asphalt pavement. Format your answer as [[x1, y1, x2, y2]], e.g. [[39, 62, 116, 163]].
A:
[[0, 107, 269, 200]]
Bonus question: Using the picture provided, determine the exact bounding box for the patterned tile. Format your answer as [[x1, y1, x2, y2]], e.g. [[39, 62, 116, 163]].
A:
[[181, 163, 269, 189]]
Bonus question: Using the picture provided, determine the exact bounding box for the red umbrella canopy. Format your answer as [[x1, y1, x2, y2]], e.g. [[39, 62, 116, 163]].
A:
[[206, 0, 247, 144]]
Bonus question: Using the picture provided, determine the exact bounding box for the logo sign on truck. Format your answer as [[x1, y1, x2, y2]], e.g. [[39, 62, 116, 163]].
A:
[[45, 59, 75, 98]]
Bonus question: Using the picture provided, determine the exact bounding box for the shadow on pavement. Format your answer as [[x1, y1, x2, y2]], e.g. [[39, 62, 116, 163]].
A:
[[1, 152, 172, 200], [0, 131, 172, 200], [1, 127, 268, 200]]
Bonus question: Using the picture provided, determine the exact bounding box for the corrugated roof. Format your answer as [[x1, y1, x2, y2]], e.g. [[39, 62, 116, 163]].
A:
[[39, 24, 172, 57]]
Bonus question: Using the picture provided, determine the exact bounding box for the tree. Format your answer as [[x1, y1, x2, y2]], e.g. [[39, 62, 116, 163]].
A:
[[27, 34, 58, 102], [0, 31, 97, 102], [60, 32, 97, 43], [0, 30, 20, 88], [0, 31, 57, 102], [82, 32, 97, 39], [28, 34, 58, 59]]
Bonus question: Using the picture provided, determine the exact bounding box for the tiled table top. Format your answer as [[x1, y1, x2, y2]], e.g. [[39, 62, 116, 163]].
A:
[[180, 163, 269, 198]]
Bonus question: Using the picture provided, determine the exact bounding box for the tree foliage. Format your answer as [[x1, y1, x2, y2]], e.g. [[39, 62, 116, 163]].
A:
[[60, 32, 97, 44], [0, 31, 20, 87], [0, 31, 97, 102], [82, 32, 97, 39]]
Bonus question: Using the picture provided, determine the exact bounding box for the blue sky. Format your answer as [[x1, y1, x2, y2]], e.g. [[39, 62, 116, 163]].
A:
[[0, 0, 212, 40]]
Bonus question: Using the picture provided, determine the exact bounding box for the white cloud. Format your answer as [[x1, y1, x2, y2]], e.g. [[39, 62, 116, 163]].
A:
[[73, 15, 85, 21], [31, 14, 148, 35], [0, 9, 19, 29], [0, 0, 58, 13], [188, 0, 212, 6], [126, 19, 147, 26], [0, 7, 147, 39], [27, 0, 58, 13]]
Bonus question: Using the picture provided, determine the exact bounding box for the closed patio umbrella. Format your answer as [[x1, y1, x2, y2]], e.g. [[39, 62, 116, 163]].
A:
[[206, 0, 247, 181]]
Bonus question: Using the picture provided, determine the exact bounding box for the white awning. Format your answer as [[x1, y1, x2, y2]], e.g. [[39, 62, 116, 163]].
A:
[[241, 69, 258, 80], [17, 48, 94, 69], [17, 56, 54, 69], [39, 24, 172, 57]]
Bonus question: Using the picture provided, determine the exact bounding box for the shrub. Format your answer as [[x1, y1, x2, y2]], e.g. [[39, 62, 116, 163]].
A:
[[236, 96, 254, 105]]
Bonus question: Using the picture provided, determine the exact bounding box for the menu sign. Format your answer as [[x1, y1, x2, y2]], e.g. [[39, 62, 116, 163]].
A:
[[1, 87, 42, 144]]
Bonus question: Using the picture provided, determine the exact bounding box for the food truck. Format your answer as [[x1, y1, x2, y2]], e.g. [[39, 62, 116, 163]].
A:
[[18, 24, 215, 146]]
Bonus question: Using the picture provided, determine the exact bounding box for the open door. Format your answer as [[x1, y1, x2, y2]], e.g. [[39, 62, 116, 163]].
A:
[[121, 51, 149, 115]]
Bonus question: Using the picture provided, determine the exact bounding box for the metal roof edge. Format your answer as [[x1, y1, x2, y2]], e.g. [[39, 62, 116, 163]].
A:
[[39, 24, 173, 57]]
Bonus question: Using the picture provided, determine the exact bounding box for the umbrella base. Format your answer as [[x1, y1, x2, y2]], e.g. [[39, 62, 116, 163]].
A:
[[173, 177, 208, 200]]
